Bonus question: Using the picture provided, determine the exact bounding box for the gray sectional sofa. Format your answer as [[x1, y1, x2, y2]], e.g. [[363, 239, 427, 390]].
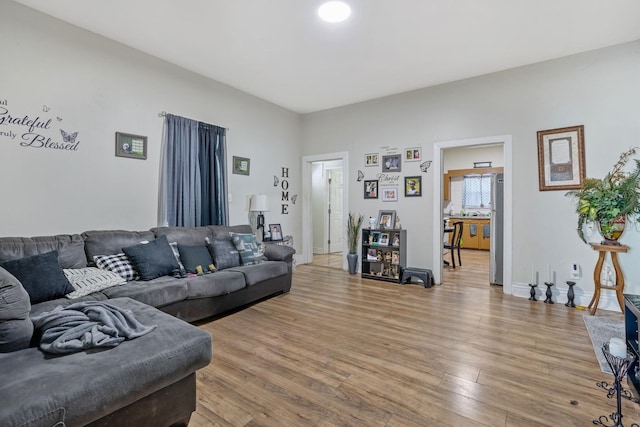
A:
[[0, 224, 295, 427]]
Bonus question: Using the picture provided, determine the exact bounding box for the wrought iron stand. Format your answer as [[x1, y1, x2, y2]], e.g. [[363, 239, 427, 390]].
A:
[[594, 343, 639, 427], [528, 283, 537, 301]]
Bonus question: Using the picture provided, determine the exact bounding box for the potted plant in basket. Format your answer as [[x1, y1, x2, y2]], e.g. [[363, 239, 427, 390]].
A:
[[566, 147, 640, 244], [346, 212, 364, 274]]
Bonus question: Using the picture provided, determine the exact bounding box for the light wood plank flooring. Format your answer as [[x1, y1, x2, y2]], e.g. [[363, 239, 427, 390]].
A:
[[190, 251, 639, 426]]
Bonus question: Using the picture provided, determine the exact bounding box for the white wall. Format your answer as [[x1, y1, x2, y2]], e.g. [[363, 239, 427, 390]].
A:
[[302, 40, 640, 310], [0, 2, 302, 246]]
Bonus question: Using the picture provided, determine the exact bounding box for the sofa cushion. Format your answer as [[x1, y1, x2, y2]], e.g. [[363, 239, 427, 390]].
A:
[[178, 245, 214, 274], [100, 277, 188, 308], [206, 238, 240, 270], [184, 270, 246, 299], [94, 253, 139, 281], [82, 230, 155, 265], [0, 234, 87, 269], [208, 224, 253, 240], [122, 235, 180, 281], [63, 267, 126, 299], [0, 297, 212, 427], [230, 232, 263, 265], [228, 261, 288, 286], [0, 267, 33, 352], [0, 251, 74, 304]]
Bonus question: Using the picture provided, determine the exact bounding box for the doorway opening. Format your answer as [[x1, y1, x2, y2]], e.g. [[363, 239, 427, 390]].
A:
[[301, 152, 350, 269], [311, 160, 344, 269], [432, 136, 513, 294]]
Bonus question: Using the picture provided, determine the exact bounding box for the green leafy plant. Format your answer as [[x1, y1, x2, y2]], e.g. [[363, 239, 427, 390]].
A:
[[347, 212, 365, 254], [566, 147, 640, 243]]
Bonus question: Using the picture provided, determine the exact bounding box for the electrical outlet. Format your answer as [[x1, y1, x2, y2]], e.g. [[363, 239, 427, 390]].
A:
[[571, 263, 580, 279]]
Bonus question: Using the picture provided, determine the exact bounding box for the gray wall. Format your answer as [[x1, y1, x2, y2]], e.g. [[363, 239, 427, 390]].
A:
[[0, 1, 302, 243], [302, 40, 640, 309]]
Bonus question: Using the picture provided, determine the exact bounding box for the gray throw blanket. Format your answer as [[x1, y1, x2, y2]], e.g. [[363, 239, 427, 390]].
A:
[[31, 301, 156, 354]]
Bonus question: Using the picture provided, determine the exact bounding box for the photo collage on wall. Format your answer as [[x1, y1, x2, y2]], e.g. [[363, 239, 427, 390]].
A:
[[362, 147, 424, 200]]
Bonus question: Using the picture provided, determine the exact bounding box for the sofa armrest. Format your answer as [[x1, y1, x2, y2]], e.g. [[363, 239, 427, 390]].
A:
[[263, 244, 295, 262]]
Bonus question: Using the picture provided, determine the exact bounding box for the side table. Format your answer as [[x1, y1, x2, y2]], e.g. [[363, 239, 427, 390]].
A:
[[588, 243, 629, 315]]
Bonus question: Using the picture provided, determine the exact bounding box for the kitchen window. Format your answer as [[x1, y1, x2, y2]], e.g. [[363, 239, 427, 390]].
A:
[[462, 174, 491, 209]]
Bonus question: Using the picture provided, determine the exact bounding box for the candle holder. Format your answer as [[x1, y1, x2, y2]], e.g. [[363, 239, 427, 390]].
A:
[[565, 281, 576, 307], [544, 282, 554, 304], [528, 283, 538, 301], [594, 343, 640, 427]]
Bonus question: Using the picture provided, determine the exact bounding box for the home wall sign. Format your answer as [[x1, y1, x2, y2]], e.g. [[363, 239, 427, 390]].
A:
[[280, 167, 290, 214], [0, 98, 80, 152]]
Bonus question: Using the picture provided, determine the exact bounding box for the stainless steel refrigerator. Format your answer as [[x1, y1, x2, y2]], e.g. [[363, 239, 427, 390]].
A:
[[490, 173, 504, 285]]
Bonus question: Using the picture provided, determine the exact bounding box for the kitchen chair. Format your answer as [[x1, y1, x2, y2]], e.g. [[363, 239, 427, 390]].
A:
[[443, 220, 463, 268]]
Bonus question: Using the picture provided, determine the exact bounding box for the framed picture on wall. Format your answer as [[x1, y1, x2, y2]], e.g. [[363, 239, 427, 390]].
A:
[[404, 176, 422, 197], [382, 154, 402, 172], [115, 132, 147, 160], [232, 156, 250, 175], [537, 125, 585, 191], [404, 147, 422, 162], [365, 153, 379, 167], [381, 187, 398, 202], [364, 180, 378, 199]]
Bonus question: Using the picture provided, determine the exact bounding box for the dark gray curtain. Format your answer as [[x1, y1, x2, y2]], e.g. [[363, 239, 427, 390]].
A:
[[159, 114, 228, 227], [199, 122, 228, 225]]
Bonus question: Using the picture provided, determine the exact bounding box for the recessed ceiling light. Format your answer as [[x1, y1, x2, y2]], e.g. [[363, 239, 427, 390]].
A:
[[318, 1, 351, 23]]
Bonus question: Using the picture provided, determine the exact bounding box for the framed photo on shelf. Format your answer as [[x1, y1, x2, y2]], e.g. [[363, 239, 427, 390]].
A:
[[365, 153, 379, 167], [404, 176, 422, 197], [377, 210, 396, 230], [537, 125, 585, 191], [364, 180, 378, 199], [379, 233, 390, 246], [382, 154, 402, 172], [115, 132, 147, 160], [232, 156, 251, 176], [391, 232, 400, 247], [268, 224, 283, 241], [370, 231, 381, 245], [367, 248, 378, 261], [404, 147, 421, 162], [382, 187, 398, 202]]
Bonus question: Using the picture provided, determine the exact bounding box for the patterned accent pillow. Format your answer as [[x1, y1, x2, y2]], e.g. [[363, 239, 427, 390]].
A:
[[93, 253, 139, 281], [229, 233, 263, 265], [205, 238, 240, 270], [63, 267, 126, 299]]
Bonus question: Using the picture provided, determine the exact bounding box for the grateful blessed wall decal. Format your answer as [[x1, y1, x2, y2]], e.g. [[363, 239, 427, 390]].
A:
[[0, 98, 80, 151]]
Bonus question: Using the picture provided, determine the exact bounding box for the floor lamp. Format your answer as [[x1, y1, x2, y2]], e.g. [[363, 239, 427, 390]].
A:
[[250, 195, 269, 241]]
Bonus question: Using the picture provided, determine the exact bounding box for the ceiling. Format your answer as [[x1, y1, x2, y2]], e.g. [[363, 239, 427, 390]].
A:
[[12, 0, 640, 113]]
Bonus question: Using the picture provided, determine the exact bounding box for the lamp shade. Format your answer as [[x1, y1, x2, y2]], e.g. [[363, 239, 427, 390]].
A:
[[249, 194, 269, 212]]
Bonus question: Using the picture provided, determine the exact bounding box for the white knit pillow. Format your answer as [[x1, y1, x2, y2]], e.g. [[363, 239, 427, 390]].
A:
[[63, 267, 126, 299]]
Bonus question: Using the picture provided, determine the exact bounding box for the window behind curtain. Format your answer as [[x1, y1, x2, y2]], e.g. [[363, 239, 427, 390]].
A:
[[462, 174, 492, 209]]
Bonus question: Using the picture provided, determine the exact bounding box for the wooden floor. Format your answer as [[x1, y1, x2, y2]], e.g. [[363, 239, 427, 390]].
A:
[[190, 250, 639, 426]]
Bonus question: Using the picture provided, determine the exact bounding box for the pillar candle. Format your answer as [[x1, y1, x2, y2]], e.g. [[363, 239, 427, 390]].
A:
[[609, 337, 627, 358], [531, 267, 535, 284]]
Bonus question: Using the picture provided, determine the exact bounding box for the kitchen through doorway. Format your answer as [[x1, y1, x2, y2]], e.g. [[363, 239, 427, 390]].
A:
[[311, 160, 344, 269], [442, 143, 504, 286]]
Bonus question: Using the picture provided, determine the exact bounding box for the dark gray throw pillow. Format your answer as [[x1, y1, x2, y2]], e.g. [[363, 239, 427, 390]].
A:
[[0, 267, 33, 352], [178, 245, 214, 274], [206, 238, 240, 270], [122, 235, 180, 281], [0, 251, 74, 304]]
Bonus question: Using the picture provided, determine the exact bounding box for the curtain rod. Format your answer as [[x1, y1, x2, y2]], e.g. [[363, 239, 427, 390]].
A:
[[158, 111, 229, 132]]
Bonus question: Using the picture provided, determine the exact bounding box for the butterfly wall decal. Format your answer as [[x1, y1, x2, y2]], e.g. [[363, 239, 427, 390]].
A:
[[420, 160, 432, 173], [357, 170, 364, 182], [60, 129, 78, 143], [273, 176, 279, 187], [42, 105, 50, 112], [291, 195, 298, 204], [57, 117, 63, 122]]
